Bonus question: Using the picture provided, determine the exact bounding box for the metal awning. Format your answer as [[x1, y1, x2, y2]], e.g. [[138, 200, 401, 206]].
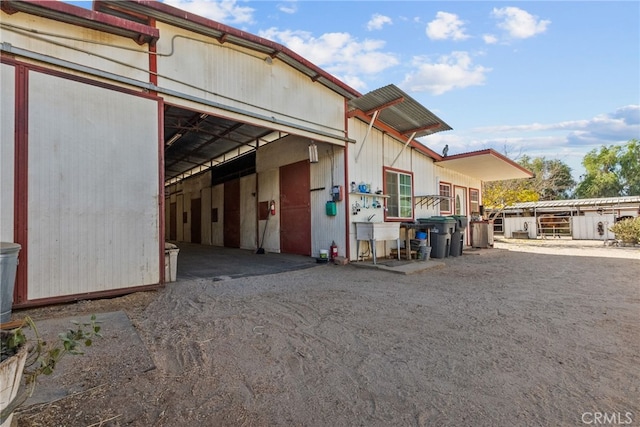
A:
[[508, 196, 640, 210], [347, 84, 452, 138], [436, 149, 533, 181]]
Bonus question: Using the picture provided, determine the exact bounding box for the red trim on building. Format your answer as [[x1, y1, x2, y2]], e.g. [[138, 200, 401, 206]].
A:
[[12, 283, 163, 310], [148, 17, 158, 88], [96, 0, 360, 98], [350, 110, 443, 161], [158, 99, 165, 284], [1, 0, 159, 46], [439, 149, 533, 177], [13, 64, 28, 305], [343, 98, 350, 259], [3, 55, 164, 304]]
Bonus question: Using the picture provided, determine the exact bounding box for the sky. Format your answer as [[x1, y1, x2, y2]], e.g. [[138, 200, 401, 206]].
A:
[[67, 1, 640, 182]]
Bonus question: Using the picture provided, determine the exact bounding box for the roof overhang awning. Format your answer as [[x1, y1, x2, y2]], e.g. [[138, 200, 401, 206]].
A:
[[348, 84, 452, 138], [436, 149, 533, 181]]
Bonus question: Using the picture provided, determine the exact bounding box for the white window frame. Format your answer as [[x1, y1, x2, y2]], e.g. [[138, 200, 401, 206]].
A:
[[384, 168, 414, 220]]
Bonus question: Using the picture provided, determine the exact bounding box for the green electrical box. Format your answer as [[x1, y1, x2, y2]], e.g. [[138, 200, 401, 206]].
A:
[[326, 201, 337, 216]]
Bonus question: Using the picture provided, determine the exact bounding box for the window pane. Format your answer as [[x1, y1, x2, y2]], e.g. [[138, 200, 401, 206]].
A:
[[399, 173, 412, 218], [470, 189, 480, 213], [439, 183, 451, 212], [385, 170, 412, 219], [385, 172, 398, 217]]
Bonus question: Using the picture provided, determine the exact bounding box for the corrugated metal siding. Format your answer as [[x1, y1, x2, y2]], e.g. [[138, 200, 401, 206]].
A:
[[154, 24, 345, 142], [176, 194, 184, 241], [348, 119, 385, 197], [240, 174, 257, 249], [211, 185, 224, 246], [201, 186, 212, 245], [26, 72, 160, 300], [503, 217, 536, 239], [572, 215, 616, 240], [2, 13, 149, 83], [310, 146, 346, 258], [256, 169, 279, 252], [1, 63, 15, 242]]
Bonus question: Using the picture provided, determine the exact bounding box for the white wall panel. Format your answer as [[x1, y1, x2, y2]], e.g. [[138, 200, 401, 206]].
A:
[[504, 217, 537, 239], [257, 169, 279, 252], [0, 63, 15, 242], [240, 175, 257, 249], [201, 187, 212, 245], [211, 185, 224, 246], [1, 14, 149, 83], [572, 215, 615, 240], [176, 194, 184, 241], [155, 24, 345, 142], [27, 72, 159, 300], [310, 146, 346, 257]]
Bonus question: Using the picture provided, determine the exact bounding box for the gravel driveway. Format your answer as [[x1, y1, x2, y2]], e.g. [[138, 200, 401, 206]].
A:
[[16, 239, 640, 426]]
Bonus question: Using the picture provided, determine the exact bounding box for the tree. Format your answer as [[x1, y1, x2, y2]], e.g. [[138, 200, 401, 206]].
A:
[[619, 139, 640, 196], [574, 140, 639, 198], [518, 156, 575, 200], [482, 156, 575, 211]]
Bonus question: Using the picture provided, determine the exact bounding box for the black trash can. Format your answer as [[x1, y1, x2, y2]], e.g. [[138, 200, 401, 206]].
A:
[[417, 217, 455, 259], [450, 230, 463, 257], [450, 215, 468, 256]]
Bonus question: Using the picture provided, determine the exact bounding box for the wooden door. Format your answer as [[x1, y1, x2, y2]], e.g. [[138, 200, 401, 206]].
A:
[[191, 198, 201, 244], [224, 179, 241, 248], [280, 161, 311, 255]]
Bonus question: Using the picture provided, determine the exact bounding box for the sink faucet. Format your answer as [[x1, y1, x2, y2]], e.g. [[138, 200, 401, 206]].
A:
[[367, 214, 376, 221]]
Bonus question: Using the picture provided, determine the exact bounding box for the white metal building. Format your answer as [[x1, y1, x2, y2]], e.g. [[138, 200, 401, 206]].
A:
[[1, 0, 531, 308], [496, 196, 640, 240]]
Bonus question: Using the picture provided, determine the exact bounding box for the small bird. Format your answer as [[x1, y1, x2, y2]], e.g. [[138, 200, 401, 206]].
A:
[[442, 144, 449, 157]]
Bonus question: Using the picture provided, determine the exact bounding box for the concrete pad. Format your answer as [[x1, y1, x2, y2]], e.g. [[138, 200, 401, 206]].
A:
[[351, 259, 445, 275], [23, 311, 154, 406]]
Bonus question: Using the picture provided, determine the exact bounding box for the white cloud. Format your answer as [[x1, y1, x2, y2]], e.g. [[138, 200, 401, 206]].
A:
[[426, 11, 469, 41], [278, 1, 297, 14], [162, 0, 255, 24], [474, 106, 640, 143], [483, 34, 498, 45], [367, 13, 392, 31], [258, 28, 399, 91], [401, 51, 491, 95], [491, 7, 550, 40]]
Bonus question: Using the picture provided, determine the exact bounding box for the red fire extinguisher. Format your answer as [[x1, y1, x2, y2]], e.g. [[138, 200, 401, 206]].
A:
[[270, 200, 276, 216], [330, 240, 338, 259]]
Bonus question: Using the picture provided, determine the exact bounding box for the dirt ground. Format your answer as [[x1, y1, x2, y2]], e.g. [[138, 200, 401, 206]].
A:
[[13, 239, 640, 426]]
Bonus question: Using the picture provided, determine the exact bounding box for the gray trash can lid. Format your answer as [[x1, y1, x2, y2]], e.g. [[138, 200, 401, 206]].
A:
[[0, 242, 21, 254]]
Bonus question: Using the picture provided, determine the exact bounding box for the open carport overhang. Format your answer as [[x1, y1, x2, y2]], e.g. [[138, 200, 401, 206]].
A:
[[436, 149, 534, 182]]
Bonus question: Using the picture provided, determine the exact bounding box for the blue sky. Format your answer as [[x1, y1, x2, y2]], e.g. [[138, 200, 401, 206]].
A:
[[68, 1, 639, 182]]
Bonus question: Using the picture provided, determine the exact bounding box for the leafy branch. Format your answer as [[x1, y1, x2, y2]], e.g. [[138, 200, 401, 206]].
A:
[[0, 315, 102, 423]]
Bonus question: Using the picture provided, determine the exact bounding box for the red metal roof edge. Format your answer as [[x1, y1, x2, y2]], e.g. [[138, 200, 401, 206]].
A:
[[1, 0, 159, 45], [438, 148, 534, 177], [350, 110, 444, 161], [101, 0, 362, 100]]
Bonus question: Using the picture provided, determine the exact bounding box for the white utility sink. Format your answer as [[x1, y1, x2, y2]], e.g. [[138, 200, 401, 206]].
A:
[[355, 222, 400, 241]]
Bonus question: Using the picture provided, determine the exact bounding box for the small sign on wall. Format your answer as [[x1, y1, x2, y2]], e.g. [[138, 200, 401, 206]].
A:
[[259, 201, 269, 220]]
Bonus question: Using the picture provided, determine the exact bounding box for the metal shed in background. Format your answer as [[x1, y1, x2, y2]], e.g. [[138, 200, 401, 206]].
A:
[[494, 196, 640, 240]]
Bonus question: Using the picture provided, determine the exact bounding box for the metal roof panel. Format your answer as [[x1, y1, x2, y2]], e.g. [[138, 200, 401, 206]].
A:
[[348, 85, 452, 137]]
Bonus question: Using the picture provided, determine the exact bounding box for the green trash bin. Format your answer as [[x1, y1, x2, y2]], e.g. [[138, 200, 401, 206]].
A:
[[417, 217, 456, 259]]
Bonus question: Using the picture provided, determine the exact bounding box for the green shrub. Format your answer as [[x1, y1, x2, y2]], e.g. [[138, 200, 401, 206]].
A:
[[609, 217, 640, 244]]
